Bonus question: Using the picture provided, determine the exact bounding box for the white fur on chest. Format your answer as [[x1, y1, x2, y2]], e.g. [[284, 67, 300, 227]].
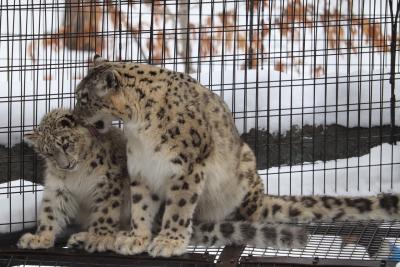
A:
[[46, 169, 100, 202], [66, 172, 99, 200], [125, 122, 176, 197], [45, 166, 113, 227]]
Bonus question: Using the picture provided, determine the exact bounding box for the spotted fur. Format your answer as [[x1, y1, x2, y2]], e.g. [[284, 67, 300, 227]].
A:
[[17, 108, 129, 253], [74, 56, 400, 257], [257, 194, 400, 223], [192, 221, 307, 249]]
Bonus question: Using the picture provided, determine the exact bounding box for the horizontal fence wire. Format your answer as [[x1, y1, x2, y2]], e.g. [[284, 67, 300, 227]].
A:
[[0, 0, 399, 265]]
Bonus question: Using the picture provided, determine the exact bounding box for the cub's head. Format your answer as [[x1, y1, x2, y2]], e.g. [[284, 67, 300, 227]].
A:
[[74, 55, 123, 133], [25, 108, 93, 171]]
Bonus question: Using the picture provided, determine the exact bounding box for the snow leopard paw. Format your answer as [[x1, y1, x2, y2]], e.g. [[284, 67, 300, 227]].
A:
[[17, 232, 55, 249], [68, 231, 116, 253], [114, 231, 151, 255], [147, 234, 188, 257]]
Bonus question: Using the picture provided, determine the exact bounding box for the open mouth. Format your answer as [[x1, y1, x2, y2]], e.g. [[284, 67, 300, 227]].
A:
[[59, 162, 78, 171], [94, 120, 104, 130]]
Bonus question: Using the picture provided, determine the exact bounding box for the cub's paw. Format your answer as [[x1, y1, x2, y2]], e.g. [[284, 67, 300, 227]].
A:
[[67, 232, 88, 250], [147, 234, 188, 257], [67, 231, 116, 253], [114, 231, 151, 255], [17, 232, 55, 249]]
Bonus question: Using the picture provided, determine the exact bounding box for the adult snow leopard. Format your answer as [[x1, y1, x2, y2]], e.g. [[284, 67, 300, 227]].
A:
[[74, 55, 400, 257]]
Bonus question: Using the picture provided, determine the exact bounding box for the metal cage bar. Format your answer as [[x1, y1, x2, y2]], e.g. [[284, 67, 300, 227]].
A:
[[0, 0, 399, 266]]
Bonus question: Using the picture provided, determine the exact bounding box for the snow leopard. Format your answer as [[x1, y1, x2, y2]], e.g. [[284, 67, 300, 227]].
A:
[[16, 108, 307, 253], [74, 55, 400, 257], [17, 108, 129, 253]]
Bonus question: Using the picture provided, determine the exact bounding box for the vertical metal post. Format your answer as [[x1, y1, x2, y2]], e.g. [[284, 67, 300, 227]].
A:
[[148, 1, 155, 64], [248, 0, 254, 69], [118, 0, 122, 60], [389, 0, 400, 144], [178, 0, 192, 73]]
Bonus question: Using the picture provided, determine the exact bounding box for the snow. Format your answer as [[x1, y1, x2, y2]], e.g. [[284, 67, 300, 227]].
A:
[[0, 179, 43, 233], [262, 143, 400, 196], [0, 66, 399, 146], [201, 68, 400, 134], [0, 0, 399, 146]]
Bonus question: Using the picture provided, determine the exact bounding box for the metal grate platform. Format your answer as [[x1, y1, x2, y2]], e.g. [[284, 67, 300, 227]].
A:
[[1, 221, 400, 267]]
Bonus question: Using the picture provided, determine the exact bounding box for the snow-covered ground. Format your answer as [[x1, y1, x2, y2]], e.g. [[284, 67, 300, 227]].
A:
[[0, 179, 42, 233], [1, 66, 398, 146], [262, 143, 400, 195]]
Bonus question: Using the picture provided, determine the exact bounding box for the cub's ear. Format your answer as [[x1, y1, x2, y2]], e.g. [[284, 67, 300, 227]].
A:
[[58, 114, 77, 128], [24, 130, 40, 146], [93, 54, 108, 65]]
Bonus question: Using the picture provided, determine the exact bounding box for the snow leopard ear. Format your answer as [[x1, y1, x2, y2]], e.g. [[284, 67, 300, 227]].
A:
[[104, 70, 118, 89], [94, 69, 123, 97], [24, 129, 40, 146], [93, 54, 108, 65], [58, 114, 77, 128], [90, 69, 123, 98]]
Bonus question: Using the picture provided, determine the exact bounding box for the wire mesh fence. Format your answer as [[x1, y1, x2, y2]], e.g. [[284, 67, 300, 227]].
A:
[[0, 0, 400, 266]]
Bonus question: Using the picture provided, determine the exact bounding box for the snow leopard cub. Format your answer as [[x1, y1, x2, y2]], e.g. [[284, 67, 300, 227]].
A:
[[17, 108, 129, 253]]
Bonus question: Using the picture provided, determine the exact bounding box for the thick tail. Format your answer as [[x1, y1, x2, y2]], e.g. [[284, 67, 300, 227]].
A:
[[191, 221, 308, 249], [260, 194, 400, 223]]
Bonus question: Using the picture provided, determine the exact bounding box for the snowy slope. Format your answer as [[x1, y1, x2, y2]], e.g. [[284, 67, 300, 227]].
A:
[[0, 0, 399, 146], [1, 66, 398, 146]]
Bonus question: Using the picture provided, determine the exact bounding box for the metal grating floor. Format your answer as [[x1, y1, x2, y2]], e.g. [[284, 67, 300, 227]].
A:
[[0, 221, 400, 267], [0, 245, 219, 267], [242, 220, 400, 261]]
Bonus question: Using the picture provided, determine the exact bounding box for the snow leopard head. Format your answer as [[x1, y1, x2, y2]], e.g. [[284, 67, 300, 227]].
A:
[[24, 108, 93, 171]]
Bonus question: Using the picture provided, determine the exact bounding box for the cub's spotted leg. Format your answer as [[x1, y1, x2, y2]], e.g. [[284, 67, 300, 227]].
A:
[[18, 188, 76, 249], [114, 179, 162, 255], [148, 169, 205, 257], [68, 176, 123, 253]]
